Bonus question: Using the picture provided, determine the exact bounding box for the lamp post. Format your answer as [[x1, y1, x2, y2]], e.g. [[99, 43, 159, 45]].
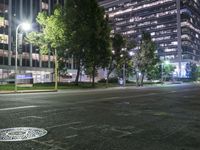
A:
[[121, 48, 127, 87], [15, 22, 31, 92]]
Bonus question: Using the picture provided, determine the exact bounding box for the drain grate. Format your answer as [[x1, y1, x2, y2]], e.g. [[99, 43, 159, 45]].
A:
[[0, 127, 47, 142]]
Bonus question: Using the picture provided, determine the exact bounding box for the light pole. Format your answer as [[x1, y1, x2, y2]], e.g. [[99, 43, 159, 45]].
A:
[[121, 48, 127, 87], [15, 22, 31, 92]]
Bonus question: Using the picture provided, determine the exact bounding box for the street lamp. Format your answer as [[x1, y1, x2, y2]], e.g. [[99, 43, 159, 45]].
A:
[[121, 48, 127, 87], [15, 22, 31, 92]]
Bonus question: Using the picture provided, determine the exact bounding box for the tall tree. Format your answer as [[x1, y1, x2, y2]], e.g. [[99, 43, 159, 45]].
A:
[[147, 63, 175, 81], [133, 31, 158, 86], [26, 6, 67, 89], [84, 0, 111, 87], [186, 62, 198, 81], [106, 33, 125, 86], [64, 0, 91, 85], [162, 63, 176, 81]]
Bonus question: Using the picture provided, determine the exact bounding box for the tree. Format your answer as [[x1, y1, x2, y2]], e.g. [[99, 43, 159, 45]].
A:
[[64, 0, 92, 85], [64, 0, 111, 87], [106, 33, 125, 86], [146, 64, 161, 80], [185, 62, 198, 81], [106, 34, 135, 86], [26, 6, 67, 89], [162, 63, 176, 81], [84, 0, 111, 87], [133, 31, 158, 86]]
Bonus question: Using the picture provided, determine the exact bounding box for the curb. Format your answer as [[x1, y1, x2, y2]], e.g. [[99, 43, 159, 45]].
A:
[[0, 90, 57, 94]]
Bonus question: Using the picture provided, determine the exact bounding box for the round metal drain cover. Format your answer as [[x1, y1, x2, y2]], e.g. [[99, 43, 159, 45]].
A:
[[0, 127, 47, 142]]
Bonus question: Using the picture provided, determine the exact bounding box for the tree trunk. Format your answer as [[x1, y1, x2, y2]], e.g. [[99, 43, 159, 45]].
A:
[[92, 64, 96, 87], [140, 73, 145, 86], [106, 74, 109, 88], [106, 70, 111, 88], [75, 58, 81, 86], [136, 72, 139, 87]]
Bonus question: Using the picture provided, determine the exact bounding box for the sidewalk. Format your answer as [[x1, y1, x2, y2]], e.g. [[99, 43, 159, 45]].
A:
[[0, 89, 57, 94]]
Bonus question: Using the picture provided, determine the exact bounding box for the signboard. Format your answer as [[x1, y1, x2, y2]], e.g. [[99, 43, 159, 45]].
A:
[[16, 73, 33, 87]]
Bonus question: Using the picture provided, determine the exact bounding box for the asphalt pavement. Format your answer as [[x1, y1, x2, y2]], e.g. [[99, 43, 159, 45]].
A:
[[0, 83, 200, 150]]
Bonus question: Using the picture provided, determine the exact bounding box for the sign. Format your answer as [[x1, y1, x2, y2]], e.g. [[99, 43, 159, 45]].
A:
[[16, 74, 33, 79], [16, 73, 33, 87]]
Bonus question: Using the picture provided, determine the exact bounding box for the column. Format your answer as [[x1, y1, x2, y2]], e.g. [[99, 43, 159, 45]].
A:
[[48, 0, 51, 68], [176, 0, 182, 77], [39, 0, 42, 68], [8, 0, 12, 66], [40, 0, 42, 12], [29, 45, 33, 67], [19, 0, 23, 67], [29, 0, 33, 67], [48, 48, 51, 68], [48, 0, 51, 15], [39, 54, 42, 68]]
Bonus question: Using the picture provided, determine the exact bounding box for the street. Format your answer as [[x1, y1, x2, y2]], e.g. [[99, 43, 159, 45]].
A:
[[0, 84, 200, 150]]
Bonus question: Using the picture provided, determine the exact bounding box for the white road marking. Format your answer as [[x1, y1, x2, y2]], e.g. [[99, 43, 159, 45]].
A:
[[0, 105, 38, 111], [102, 97, 120, 100], [147, 93, 157, 95], [20, 116, 43, 120], [65, 134, 78, 139], [169, 91, 177, 93], [43, 109, 60, 113]]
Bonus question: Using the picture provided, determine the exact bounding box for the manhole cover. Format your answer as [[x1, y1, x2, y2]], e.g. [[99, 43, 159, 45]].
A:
[[0, 127, 47, 142]]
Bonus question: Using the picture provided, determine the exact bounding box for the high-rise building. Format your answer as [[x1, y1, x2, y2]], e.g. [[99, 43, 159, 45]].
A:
[[0, 0, 65, 83], [99, 0, 200, 77]]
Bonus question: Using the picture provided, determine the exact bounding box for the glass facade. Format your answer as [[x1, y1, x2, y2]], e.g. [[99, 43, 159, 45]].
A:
[[0, 0, 63, 83], [99, 0, 200, 76], [181, 0, 200, 61]]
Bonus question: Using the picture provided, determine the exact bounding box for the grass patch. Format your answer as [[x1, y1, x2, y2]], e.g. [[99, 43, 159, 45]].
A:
[[0, 81, 163, 92], [0, 82, 120, 91]]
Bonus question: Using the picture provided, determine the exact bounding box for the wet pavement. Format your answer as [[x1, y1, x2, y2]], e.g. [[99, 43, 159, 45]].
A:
[[0, 84, 200, 150]]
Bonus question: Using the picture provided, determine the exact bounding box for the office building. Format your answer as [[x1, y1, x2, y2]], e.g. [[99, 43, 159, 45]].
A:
[[99, 0, 200, 77], [0, 0, 65, 83]]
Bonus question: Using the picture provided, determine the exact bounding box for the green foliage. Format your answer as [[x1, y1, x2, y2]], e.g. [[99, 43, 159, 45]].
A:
[[84, 66, 98, 78], [191, 63, 198, 81], [112, 33, 126, 53], [197, 66, 200, 79], [26, 32, 48, 54], [108, 33, 135, 80], [64, 0, 111, 86], [107, 33, 126, 78], [147, 65, 161, 80], [163, 63, 176, 78], [147, 62, 176, 81], [185, 62, 198, 81], [26, 6, 67, 56], [64, 0, 89, 85], [133, 31, 158, 86], [85, 0, 111, 71], [64, 0, 90, 56]]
